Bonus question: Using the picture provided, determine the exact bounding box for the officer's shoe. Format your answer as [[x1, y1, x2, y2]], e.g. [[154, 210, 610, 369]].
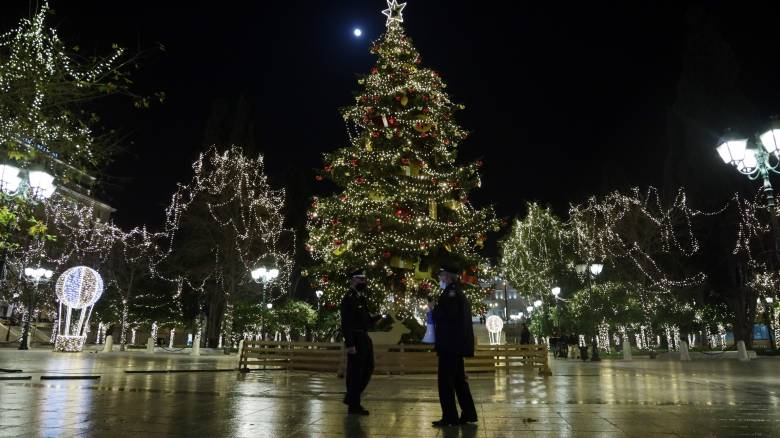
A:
[[348, 405, 370, 416], [459, 415, 478, 424], [431, 419, 459, 427]]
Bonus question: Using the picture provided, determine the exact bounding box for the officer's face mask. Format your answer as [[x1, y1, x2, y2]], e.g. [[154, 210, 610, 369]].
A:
[[439, 280, 448, 290]]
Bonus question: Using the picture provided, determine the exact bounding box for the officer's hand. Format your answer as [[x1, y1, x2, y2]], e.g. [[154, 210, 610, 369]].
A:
[[346, 346, 357, 354]]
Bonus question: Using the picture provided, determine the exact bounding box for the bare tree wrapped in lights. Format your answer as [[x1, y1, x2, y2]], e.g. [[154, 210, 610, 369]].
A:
[[567, 187, 709, 350], [101, 227, 167, 351], [306, 2, 497, 316], [0, 1, 163, 170], [164, 146, 295, 348]]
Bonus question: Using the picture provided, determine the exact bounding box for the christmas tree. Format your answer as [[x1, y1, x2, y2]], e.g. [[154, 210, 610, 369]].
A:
[[307, 1, 497, 316]]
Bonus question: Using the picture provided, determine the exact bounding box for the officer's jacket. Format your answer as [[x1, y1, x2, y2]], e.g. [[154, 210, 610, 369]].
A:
[[433, 282, 475, 357], [340, 288, 380, 348]]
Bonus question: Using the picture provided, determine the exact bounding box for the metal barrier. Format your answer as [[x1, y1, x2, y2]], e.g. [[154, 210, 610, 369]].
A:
[[239, 340, 551, 376]]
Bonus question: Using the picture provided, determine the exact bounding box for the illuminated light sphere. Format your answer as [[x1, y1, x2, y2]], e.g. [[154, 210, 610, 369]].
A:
[[353, 28, 362, 37], [55, 266, 104, 309], [485, 315, 504, 334]]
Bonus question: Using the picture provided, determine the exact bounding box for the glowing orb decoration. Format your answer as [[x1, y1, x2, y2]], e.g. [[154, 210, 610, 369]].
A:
[[55, 266, 104, 310], [486, 315, 504, 345], [353, 28, 362, 37], [53, 267, 104, 353], [486, 315, 504, 334]]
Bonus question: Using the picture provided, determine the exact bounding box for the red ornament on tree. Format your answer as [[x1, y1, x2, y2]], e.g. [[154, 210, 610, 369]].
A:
[[355, 176, 366, 185], [383, 250, 391, 259], [422, 95, 429, 102], [388, 116, 397, 126], [422, 107, 429, 114], [324, 164, 333, 172], [370, 67, 379, 75], [315, 175, 324, 181], [334, 239, 342, 246], [400, 157, 410, 165], [371, 131, 380, 138], [350, 158, 359, 167]]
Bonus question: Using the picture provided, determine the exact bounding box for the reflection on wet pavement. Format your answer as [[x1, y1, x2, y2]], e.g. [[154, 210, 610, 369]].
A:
[[1, 350, 779, 437]]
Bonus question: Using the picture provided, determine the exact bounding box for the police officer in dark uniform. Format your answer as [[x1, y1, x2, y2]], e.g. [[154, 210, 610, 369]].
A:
[[340, 270, 381, 415], [432, 264, 478, 428]]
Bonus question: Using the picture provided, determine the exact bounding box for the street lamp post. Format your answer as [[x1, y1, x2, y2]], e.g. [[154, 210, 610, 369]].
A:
[[251, 267, 279, 341], [503, 281, 510, 322], [551, 287, 562, 327], [717, 125, 780, 264], [315, 290, 324, 311], [765, 296, 776, 350], [18, 267, 53, 350], [576, 263, 603, 361]]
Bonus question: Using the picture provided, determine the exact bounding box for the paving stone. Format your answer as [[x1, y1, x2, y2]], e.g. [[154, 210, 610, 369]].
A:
[[2, 349, 780, 437]]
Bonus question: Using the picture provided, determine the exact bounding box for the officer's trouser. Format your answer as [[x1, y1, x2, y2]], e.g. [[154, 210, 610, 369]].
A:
[[437, 353, 477, 422], [345, 331, 374, 407]]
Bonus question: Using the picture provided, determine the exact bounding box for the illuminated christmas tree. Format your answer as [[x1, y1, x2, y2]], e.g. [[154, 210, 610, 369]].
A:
[[306, 1, 497, 315]]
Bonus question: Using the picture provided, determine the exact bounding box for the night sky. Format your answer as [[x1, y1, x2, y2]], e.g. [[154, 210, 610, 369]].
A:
[[4, 1, 780, 241]]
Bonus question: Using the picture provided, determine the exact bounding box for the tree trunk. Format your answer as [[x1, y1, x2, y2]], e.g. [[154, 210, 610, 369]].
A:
[[206, 288, 225, 348], [119, 299, 128, 352], [732, 284, 757, 349]]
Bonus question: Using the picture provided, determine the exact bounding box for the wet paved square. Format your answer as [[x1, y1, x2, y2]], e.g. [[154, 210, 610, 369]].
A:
[[1, 349, 779, 437]]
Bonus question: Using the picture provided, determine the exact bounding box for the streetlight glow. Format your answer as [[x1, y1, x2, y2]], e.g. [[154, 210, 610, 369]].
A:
[[551, 287, 561, 297], [533, 299, 542, 308], [27, 170, 56, 199], [0, 164, 21, 194], [589, 264, 604, 277], [760, 129, 780, 155], [526, 306, 533, 313], [717, 139, 748, 166], [315, 290, 324, 299]]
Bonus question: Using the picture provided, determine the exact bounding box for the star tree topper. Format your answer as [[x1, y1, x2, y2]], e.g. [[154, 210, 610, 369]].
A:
[[382, 0, 406, 26]]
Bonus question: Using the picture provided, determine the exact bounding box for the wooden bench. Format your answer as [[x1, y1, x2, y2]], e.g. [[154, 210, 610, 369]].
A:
[[239, 340, 551, 376]]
